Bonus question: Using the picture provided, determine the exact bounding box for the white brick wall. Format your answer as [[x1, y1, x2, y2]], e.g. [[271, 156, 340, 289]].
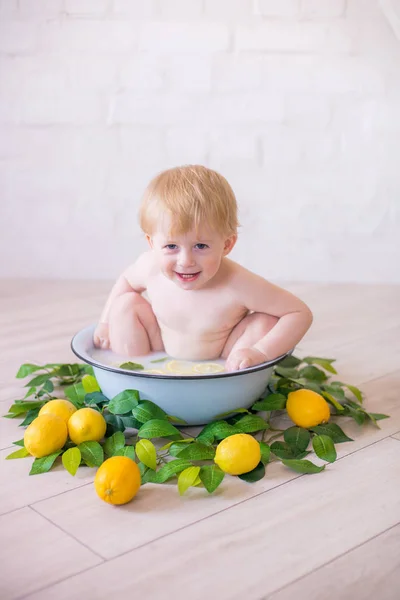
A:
[[0, 0, 400, 283]]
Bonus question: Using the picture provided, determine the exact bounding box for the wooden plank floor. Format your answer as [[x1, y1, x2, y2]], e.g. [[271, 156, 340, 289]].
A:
[[0, 280, 399, 600]]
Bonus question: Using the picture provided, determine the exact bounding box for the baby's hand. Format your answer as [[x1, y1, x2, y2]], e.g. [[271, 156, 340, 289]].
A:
[[225, 348, 268, 372], [93, 322, 110, 349]]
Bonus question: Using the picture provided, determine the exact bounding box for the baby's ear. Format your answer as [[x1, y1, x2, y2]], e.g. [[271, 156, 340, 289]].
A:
[[223, 234, 237, 256], [146, 234, 154, 249]]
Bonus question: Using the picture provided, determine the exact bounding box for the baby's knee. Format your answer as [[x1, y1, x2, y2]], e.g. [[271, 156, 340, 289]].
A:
[[110, 292, 146, 318]]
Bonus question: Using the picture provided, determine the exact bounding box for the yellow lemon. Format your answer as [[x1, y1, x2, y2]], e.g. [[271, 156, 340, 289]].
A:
[[94, 456, 141, 505], [193, 362, 225, 374], [214, 433, 261, 475], [24, 414, 68, 458], [286, 389, 331, 429], [68, 407, 107, 445], [166, 360, 195, 375], [39, 399, 77, 424]]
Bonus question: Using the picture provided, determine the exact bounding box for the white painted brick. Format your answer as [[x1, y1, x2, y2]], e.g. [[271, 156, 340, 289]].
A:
[[65, 0, 110, 16], [166, 55, 212, 92], [110, 92, 204, 125], [284, 94, 332, 128], [119, 55, 164, 90], [39, 20, 137, 53], [210, 93, 284, 124], [213, 55, 263, 91], [0, 0, 18, 17], [261, 56, 316, 92], [236, 22, 326, 51], [18, 88, 106, 124], [236, 21, 353, 52], [64, 55, 117, 89], [155, 0, 203, 19], [111, 0, 155, 18], [261, 126, 303, 165], [374, 96, 400, 131], [346, 0, 383, 19], [165, 126, 208, 164], [0, 22, 38, 53], [312, 57, 385, 93], [255, 0, 300, 18], [209, 129, 259, 162], [116, 127, 165, 166], [301, 0, 346, 18], [18, 0, 63, 17], [204, 0, 253, 20], [138, 23, 229, 53]]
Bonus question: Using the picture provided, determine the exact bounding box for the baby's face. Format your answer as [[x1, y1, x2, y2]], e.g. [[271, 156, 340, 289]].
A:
[[148, 224, 236, 290]]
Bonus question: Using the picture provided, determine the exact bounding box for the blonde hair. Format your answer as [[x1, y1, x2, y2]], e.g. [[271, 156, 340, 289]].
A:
[[139, 165, 239, 237]]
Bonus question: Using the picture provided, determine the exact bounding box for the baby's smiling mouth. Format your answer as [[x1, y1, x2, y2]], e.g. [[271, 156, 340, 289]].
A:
[[175, 272, 201, 281]]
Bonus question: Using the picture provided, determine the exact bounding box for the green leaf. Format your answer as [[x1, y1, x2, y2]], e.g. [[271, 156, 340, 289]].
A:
[[284, 427, 311, 453], [252, 393, 287, 411], [259, 442, 271, 465], [29, 451, 62, 475], [119, 362, 144, 371], [6, 447, 30, 459], [199, 465, 225, 493], [19, 408, 40, 427], [166, 415, 188, 425], [25, 373, 52, 387], [12, 439, 25, 447], [321, 391, 344, 412], [64, 383, 86, 408], [55, 364, 82, 377], [345, 384, 363, 403], [178, 466, 201, 495], [215, 408, 249, 419], [276, 355, 302, 368], [234, 414, 269, 433], [270, 441, 296, 460], [324, 384, 346, 400], [16, 363, 43, 379], [165, 439, 194, 456], [274, 366, 301, 380], [24, 386, 37, 398], [299, 366, 327, 382], [84, 392, 109, 406], [175, 442, 216, 461], [150, 357, 167, 363], [343, 404, 366, 425], [104, 413, 127, 435], [303, 357, 337, 374], [368, 413, 389, 421], [78, 441, 104, 467], [113, 446, 136, 459], [312, 435, 337, 463], [136, 439, 157, 470], [9, 401, 44, 415], [103, 432, 125, 457], [311, 423, 353, 443], [108, 390, 140, 415], [154, 459, 193, 483], [82, 374, 101, 393], [132, 400, 167, 423], [42, 379, 54, 394], [62, 447, 81, 476], [137, 419, 183, 440], [239, 461, 266, 483], [281, 459, 325, 474]]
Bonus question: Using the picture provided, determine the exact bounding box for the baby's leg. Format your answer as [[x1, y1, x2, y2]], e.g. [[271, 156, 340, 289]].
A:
[[221, 312, 279, 359], [108, 292, 164, 356]]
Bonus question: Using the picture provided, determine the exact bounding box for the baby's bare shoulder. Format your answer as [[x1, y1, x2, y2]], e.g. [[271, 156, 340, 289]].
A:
[[224, 259, 267, 286], [122, 251, 158, 290]]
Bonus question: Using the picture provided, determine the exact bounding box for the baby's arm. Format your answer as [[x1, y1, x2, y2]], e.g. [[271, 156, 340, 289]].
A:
[[93, 252, 152, 349], [227, 268, 313, 369]]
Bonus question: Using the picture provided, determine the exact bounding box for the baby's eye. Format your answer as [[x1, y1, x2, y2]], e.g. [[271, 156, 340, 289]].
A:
[[195, 243, 209, 250], [164, 244, 178, 250]]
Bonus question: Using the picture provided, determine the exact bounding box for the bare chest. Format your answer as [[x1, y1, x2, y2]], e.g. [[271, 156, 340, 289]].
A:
[[146, 276, 246, 335]]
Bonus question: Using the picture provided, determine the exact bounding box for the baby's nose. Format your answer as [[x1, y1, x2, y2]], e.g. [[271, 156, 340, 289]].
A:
[[178, 250, 195, 267]]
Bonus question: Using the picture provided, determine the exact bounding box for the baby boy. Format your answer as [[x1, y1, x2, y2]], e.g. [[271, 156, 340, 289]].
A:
[[94, 165, 313, 371]]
